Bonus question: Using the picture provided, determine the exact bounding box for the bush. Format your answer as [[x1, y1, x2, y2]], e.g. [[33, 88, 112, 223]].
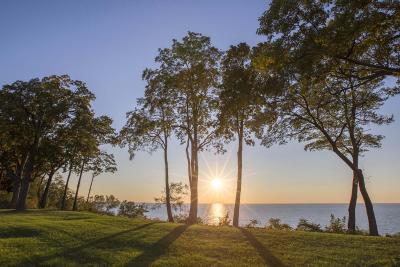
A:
[[245, 219, 259, 228], [325, 214, 346, 233], [88, 195, 120, 215], [217, 212, 231, 226], [296, 218, 322, 232], [266, 218, 292, 230], [118, 201, 148, 218]]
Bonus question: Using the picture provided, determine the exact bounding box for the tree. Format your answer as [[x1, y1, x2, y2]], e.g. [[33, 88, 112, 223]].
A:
[[257, 0, 400, 79], [119, 68, 175, 222], [217, 43, 261, 227], [256, 0, 399, 235], [86, 151, 117, 202], [155, 32, 221, 224], [72, 115, 116, 211], [0, 75, 83, 210], [154, 182, 189, 215], [60, 85, 96, 210], [256, 55, 398, 235]]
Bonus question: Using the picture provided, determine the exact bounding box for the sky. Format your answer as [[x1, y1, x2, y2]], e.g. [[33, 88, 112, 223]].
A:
[[0, 0, 399, 204]]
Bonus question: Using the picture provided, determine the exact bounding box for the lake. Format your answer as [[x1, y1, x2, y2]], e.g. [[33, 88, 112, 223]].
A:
[[145, 203, 400, 234]]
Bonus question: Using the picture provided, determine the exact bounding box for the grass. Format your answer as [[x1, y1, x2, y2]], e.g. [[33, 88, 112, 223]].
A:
[[0, 210, 399, 266]]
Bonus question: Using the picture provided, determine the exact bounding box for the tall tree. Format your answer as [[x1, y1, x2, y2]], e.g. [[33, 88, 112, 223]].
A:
[[217, 43, 261, 227], [155, 32, 221, 224], [72, 115, 115, 211], [255, 53, 398, 235], [0, 76, 81, 210], [86, 151, 117, 202], [120, 69, 175, 222], [257, 0, 399, 234], [257, 0, 400, 78]]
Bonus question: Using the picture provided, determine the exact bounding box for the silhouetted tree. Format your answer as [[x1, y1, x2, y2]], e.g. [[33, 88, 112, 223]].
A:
[[217, 43, 261, 227], [0, 76, 84, 210], [120, 68, 175, 222], [257, 0, 399, 235], [155, 32, 221, 224]]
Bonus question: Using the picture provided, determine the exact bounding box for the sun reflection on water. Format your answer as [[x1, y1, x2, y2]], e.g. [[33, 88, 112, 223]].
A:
[[205, 203, 229, 225]]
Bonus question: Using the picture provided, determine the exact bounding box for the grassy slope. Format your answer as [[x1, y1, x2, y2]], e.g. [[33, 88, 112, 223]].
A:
[[0, 210, 399, 266]]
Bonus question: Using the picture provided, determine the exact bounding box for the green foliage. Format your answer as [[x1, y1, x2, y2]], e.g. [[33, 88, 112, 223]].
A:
[[87, 195, 120, 215], [296, 218, 323, 232], [265, 218, 292, 231], [245, 219, 259, 228], [217, 212, 231, 226], [325, 214, 347, 234], [154, 182, 188, 213], [118, 201, 148, 218]]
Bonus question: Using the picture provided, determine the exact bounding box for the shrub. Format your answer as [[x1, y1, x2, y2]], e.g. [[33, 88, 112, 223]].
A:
[[118, 201, 148, 218], [266, 218, 292, 230], [245, 219, 259, 228], [218, 212, 231, 226], [88, 194, 120, 215], [296, 218, 322, 232], [325, 214, 346, 233]]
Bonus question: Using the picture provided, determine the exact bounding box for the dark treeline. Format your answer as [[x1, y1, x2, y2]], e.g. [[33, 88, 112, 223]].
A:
[[119, 0, 399, 236], [0, 75, 117, 211], [0, 1, 398, 237]]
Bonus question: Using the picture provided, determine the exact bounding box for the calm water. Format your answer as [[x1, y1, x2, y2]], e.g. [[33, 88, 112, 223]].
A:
[[146, 203, 400, 234]]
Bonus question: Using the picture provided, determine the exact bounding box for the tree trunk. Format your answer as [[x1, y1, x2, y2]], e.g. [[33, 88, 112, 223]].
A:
[[39, 171, 55, 209], [185, 138, 192, 188], [347, 171, 358, 232], [164, 144, 173, 222], [0, 169, 3, 190], [72, 161, 85, 211], [16, 154, 36, 211], [86, 175, 94, 203], [188, 141, 198, 224], [9, 175, 21, 209], [36, 175, 46, 206], [356, 169, 379, 236], [233, 125, 244, 227], [61, 163, 73, 210]]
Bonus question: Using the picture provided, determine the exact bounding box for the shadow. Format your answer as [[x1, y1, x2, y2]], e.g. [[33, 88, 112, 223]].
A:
[[126, 224, 189, 266], [20, 222, 156, 265], [0, 226, 42, 238], [240, 228, 286, 267]]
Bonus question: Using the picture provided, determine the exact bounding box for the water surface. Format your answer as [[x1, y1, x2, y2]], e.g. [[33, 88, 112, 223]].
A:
[[146, 203, 400, 234]]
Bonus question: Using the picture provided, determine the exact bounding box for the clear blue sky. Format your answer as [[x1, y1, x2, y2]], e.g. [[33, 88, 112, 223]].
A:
[[1, 0, 399, 203]]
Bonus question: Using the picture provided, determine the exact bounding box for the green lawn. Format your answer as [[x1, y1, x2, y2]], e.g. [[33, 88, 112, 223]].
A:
[[0, 210, 399, 266]]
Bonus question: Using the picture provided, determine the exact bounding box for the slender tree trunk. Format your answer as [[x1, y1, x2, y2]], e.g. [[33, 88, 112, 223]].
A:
[[86, 175, 94, 203], [72, 161, 85, 211], [0, 169, 3, 190], [61, 162, 73, 210], [39, 171, 55, 209], [185, 138, 192, 188], [16, 157, 34, 211], [9, 174, 21, 209], [347, 171, 358, 232], [36, 175, 46, 205], [164, 143, 173, 222], [188, 140, 198, 224], [356, 169, 379, 236], [233, 124, 244, 227], [10, 155, 28, 209]]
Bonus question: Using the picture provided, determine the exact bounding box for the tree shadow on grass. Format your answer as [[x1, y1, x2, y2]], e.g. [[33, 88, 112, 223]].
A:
[[240, 228, 286, 267], [20, 222, 156, 266], [125, 224, 189, 266]]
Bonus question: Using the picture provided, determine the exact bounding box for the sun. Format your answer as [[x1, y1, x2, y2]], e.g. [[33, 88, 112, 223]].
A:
[[211, 178, 222, 190]]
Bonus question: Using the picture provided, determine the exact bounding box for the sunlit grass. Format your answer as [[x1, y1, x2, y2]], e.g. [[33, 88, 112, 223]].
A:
[[0, 210, 399, 266]]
